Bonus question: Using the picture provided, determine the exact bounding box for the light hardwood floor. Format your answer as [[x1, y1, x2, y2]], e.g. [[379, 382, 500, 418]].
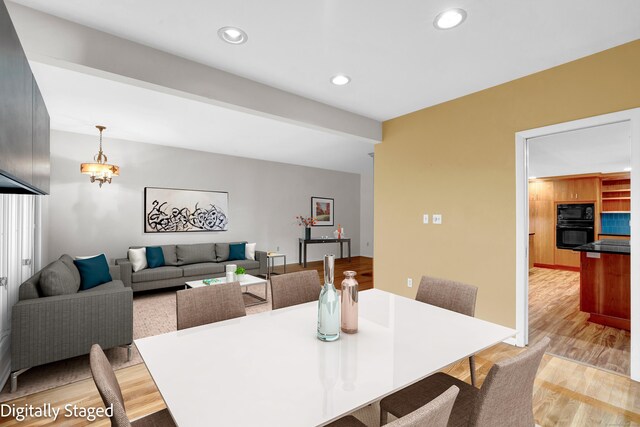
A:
[[3, 259, 640, 426], [528, 267, 630, 375]]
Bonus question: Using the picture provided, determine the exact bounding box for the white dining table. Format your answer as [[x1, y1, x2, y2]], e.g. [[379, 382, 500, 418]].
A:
[[135, 289, 515, 427]]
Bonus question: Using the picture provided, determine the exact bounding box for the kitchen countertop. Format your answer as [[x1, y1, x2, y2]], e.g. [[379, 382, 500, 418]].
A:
[[573, 239, 630, 255]]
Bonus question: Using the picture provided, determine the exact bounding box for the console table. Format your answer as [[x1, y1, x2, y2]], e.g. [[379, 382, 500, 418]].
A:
[[298, 238, 351, 267]]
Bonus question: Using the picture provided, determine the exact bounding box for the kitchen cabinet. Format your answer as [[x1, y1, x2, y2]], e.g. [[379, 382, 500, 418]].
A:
[[554, 248, 580, 268], [0, 0, 49, 194], [554, 177, 598, 202], [529, 180, 555, 266], [576, 247, 630, 331], [0, 0, 33, 186], [528, 234, 535, 270]]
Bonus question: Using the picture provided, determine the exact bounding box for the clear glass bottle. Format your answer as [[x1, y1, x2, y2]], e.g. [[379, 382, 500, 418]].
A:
[[317, 254, 340, 342]]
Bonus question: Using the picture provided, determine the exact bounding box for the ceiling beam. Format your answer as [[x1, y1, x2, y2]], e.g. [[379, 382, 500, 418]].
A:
[[6, 2, 381, 143]]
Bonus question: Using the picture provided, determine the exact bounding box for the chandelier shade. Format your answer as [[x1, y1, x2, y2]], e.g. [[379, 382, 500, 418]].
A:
[[80, 125, 120, 187]]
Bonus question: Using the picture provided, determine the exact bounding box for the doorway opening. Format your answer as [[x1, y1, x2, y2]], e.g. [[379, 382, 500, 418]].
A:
[[528, 122, 630, 375], [515, 108, 640, 382]]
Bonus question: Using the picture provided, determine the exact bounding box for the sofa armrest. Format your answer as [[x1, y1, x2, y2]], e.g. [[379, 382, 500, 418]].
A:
[[115, 258, 132, 287], [109, 265, 121, 281], [11, 286, 133, 371], [255, 251, 268, 276]]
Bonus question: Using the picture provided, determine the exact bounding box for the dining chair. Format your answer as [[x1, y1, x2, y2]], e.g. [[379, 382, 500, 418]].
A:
[[90, 344, 176, 427], [176, 281, 246, 330], [416, 275, 479, 386], [270, 270, 322, 310], [380, 336, 550, 427], [329, 386, 459, 427]]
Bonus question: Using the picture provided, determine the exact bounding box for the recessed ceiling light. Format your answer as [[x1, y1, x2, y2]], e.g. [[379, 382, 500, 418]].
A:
[[330, 75, 351, 86], [624, 167, 632, 171], [529, 176, 537, 180], [218, 26, 248, 44], [434, 8, 467, 30]]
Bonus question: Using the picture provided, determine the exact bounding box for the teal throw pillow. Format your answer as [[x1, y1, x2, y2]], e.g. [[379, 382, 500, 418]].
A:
[[228, 243, 246, 261], [146, 246, 165, 268], [73, 254, 112, 290]]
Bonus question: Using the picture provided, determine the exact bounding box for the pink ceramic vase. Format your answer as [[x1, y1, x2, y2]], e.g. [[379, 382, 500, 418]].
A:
[[341, 271, 358, 333]]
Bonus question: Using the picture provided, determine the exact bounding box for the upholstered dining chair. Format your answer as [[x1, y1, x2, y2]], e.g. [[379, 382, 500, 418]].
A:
[[270, 270, 322, 310], [328, 386, 459, 427], [416, 275, 479, 386], [176, 281, 246, 330], [90, 344, 176, 427], [380, 337, 550, 427]]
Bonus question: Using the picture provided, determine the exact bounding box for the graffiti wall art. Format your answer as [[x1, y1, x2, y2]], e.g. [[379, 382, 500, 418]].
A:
[[144, 187, 229, 233]]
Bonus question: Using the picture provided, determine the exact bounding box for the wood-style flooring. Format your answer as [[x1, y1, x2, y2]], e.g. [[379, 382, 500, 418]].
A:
[[528, 267, 630, 375], [4, 343, 640, 426], [4, 259, 640, 426]]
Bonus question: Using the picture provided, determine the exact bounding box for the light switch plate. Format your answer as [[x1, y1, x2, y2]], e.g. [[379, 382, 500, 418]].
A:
[[423, 214, 429, 224], [433, 214, 442, 225], [407, 278, 413, 288]]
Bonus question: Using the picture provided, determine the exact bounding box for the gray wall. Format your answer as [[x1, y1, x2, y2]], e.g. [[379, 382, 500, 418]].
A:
[[43, 130, 362, 264]]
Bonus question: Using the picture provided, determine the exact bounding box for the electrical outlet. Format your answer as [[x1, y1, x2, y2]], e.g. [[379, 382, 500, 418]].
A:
[[407, 278, 413, 288], [433, 214, 442, 225], [423, 214, 429, 224]]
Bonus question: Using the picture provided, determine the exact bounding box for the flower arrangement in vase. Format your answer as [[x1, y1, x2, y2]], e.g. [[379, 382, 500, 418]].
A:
[[296, 215, 317, 240]]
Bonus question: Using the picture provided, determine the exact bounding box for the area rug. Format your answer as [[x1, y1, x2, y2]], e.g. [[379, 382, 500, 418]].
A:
[[0, 283, 272, 402]]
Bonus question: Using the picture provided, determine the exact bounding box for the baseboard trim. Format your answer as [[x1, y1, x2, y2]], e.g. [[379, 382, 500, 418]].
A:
[[503, 337, 518, 347], [533, 263, 580, 272]]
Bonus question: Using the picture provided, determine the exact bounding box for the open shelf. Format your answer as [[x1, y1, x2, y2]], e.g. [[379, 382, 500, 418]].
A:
[[602, 197, 631, 200]]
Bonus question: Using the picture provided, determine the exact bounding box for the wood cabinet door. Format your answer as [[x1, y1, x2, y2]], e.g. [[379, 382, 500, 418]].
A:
[[574, 178, 598, 201], [554, 179, 574, 202], [537, 181, 554, 201], [533, 200, 555, 265], [555, 247, 580, 268]]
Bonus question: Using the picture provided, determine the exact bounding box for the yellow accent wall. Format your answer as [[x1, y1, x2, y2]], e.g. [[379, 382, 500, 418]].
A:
[[375, 40, 640, 328]]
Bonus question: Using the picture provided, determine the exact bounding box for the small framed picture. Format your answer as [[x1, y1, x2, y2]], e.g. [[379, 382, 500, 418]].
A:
[[311, 197, 334, 226]]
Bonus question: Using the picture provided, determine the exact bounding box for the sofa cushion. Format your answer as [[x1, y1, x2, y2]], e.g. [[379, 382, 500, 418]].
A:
[[229, 243, 246, 261], [128, 247, 147, 272], [40, 260, 79, 297], [130, 245, 178, 266], [79, 280, 125, 292], [74, 254, 113, 290], [146, 246, 165, 268], [132, 266, 183, 283], [220, 260, 260, 271], [182, 262, 225, 277], [59, 254, 81, 288], [177, 243, 216, 265], [215, 243, 229, 262]]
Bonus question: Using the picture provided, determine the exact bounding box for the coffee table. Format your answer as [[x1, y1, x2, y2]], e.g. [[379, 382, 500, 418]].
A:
[[184, 274, 268, 306]]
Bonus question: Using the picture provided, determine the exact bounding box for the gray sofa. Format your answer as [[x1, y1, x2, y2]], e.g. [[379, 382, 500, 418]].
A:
[[11, 254, 133, 392], [115, 242, 268, 292]]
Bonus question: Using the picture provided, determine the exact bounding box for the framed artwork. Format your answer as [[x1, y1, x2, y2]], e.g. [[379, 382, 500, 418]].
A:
[[311, 196, 334, 226], [144, 187, 229, 233]]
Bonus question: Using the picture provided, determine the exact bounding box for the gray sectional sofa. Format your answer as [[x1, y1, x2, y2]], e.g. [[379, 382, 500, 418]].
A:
[[116, 242, 268, 292], [11, 255, 133, 392]]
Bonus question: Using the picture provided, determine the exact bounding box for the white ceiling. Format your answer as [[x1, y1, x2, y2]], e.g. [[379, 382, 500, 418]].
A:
[[30, 62, 375, 174], [529, 121, 631, 178], [11, 0, 640, 121]]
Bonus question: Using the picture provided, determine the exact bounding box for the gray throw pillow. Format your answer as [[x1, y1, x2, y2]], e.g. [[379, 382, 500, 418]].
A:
[[39, 260, 79, 297], [176, 243, 216, 265], [215, 243, 230, 262], [59, 254, 81, 288]]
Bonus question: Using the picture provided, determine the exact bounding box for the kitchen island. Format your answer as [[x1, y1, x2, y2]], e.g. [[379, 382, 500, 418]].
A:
[[574, 240, 631, 330]]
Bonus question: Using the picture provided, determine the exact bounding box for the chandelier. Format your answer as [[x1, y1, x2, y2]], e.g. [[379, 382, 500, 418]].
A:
[[80, 125, 120, 187]]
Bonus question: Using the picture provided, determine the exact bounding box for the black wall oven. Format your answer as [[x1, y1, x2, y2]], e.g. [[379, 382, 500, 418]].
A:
[[556, 203, 595, 249]]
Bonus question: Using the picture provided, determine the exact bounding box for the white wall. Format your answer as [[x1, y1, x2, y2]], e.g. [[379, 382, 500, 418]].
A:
[[43, 130, 363, 265], [360, 168, 374, 258]]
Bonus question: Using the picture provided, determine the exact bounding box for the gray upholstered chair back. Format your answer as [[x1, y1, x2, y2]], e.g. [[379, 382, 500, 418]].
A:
[[176, 281, 246, 330], [89, 344, 131, 427], [416, 276, 478, 317], [270, 270, 322, 310], [388, 385, 459, 427], [469, 336, 550, 427]]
